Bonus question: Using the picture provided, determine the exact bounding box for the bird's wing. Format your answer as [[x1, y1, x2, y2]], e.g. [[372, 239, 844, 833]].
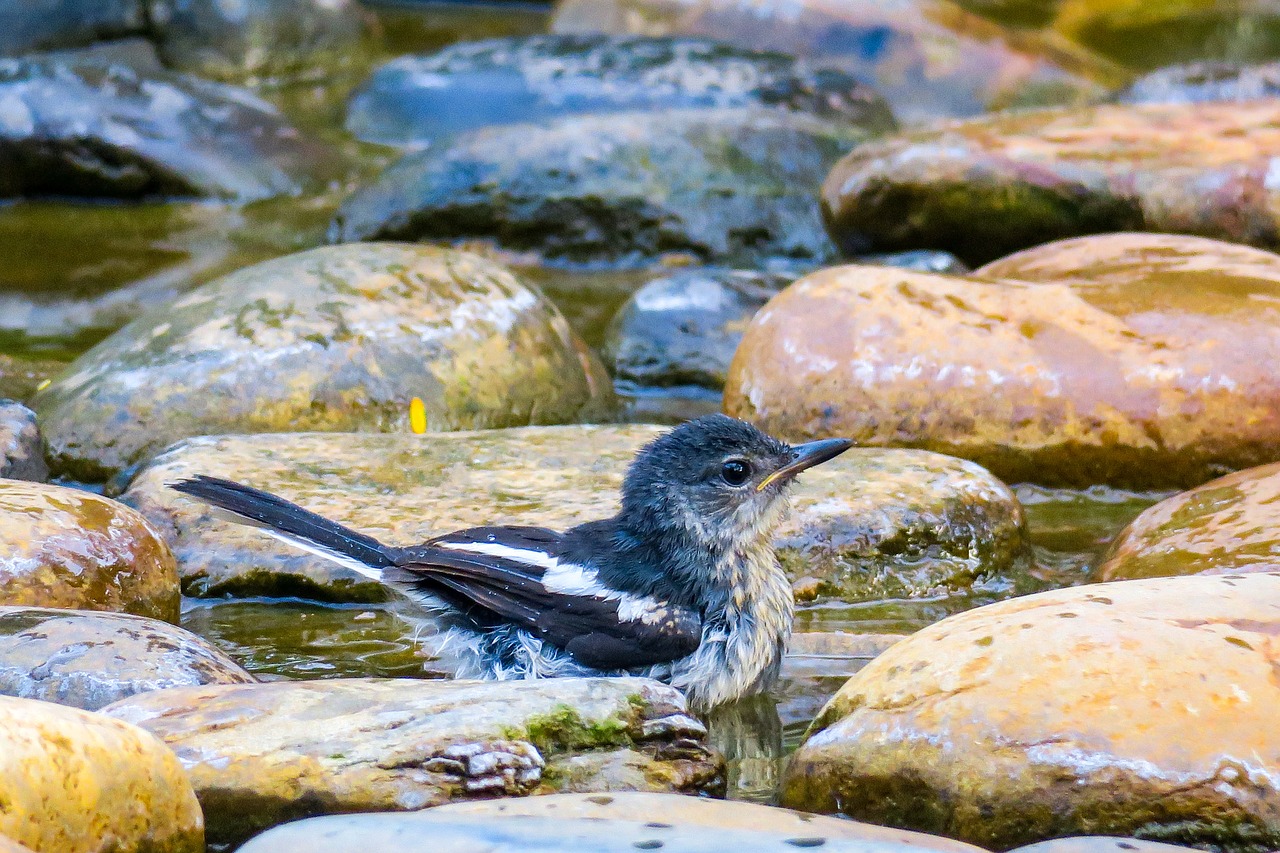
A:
[[387, 526, 702, 670]]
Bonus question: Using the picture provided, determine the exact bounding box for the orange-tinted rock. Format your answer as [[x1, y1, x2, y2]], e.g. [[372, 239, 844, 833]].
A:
[[822, 101, 1280, 265], [781, 573, 1280, 850], [725, 235, 1280, 488]]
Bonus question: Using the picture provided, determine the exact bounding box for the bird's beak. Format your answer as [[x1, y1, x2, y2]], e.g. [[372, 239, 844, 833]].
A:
[[757, 438, 855, 491]]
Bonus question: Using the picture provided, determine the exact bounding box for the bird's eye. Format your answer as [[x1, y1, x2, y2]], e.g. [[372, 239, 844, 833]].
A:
[[721, 459, 751, 486]]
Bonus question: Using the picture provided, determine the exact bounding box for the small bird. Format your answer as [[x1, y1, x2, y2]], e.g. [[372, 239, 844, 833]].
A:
[[171, 415, 851, 710]]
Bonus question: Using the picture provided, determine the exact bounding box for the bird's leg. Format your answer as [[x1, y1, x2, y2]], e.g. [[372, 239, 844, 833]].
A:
[[425, 739, 545, 795]]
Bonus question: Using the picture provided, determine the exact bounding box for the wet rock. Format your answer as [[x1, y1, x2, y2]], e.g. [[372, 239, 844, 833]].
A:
[[725, 235, 1280, 487], [0, 695, 203, 853], [0, 0, 145, 56], [34, 244, 612, 483], [0, 606, 253, 711], [781, 573, 1280, 850], [1097, 461, 1280, 581], [823, 101, 1280, 265], [102, 677, 724, 849], [0, 354, 62, 405], [0, 836, 33, 853], [551, 0, 1108, 123], [1119, 60, 1280, 104], [346, 35, 895, 148], [0, 481, 178, 621], [0, 400, 44, 481], [0, 55, 326, 201], [121, 426, 1025, 603], [331, 108, 867, 267], [1011, 840, 1212, 853], [859, 250, 970, 275], [150, 0, 371, 84]]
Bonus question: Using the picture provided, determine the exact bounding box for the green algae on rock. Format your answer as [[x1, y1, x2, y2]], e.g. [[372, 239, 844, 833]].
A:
[[0, 606, 253, 711], [121, 426, 1026, 604], [102, 677, 722, 849], [0, 480, 179, 621], [0, 695, 203, 853], [781, 573, 1280, 852], [725, 237, 1280, 488], [34, 244, 613, 483], [822, 101, 1280, 265]]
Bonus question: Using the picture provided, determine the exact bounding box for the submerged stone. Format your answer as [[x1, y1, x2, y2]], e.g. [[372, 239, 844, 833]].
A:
[[102, 677, 723, 849], [34, 244, 612, 483], [0, 400, 44, 481], [782, 573, 1280, 851]]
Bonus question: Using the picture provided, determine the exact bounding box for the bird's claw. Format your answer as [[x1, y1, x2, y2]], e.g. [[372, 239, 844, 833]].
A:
[[426, 739, 545, 795]]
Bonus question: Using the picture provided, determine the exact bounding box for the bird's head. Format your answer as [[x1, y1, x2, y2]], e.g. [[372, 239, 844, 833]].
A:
[[619, 414, 853, 552]]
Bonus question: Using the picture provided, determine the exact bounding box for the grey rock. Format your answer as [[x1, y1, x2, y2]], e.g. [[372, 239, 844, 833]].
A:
[[0, 401, 44, 481], [347, 34, 895, 147], [0, 606, 253, 711], [1119, 60, 1280, 104], [859, 249, 971, 276], [0, 0, 145, 56]]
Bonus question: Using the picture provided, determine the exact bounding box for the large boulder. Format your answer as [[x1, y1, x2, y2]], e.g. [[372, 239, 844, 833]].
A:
[[781, 573, 1280, 851], [725, 234, 1280, 488], [346, 35, 895, 147], [330, 108, 868, 267], [0, 695, 203, 853], [102, 677, 723, 849], [121, 425, 1027, 603], [0, 55, 327, 201], [0, 606, 253, 710], [0, 400, 44, 480], [821, 101, 1280, 265], [0, 481, 179, 621], [34, 244, 612, 483], [0, 0, 145, 56]]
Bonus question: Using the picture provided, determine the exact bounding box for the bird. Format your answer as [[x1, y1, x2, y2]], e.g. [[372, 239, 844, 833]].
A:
[[170, 414, 852, 711]]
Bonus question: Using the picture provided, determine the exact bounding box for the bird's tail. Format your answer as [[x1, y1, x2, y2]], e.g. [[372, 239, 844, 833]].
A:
[[169, 475, 393, 582]]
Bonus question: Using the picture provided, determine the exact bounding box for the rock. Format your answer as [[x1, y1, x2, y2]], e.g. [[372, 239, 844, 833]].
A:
[[0, 481, 178, 621], [550, 0, 1108, 123], [1010, 840, 1212, 853], [237, 812, 977, 853], [0, 355, 60, 405], [0, 0, 145, 56], [822, 101, 1280, 266], [0, 400, 44, 481], [953, 0, 1061, 28], [331, 108, 867, 267], [0, 836, 33, 853], [121, 426, 1026, 603], [346, 34, 895, 148], [1119, 60, 1280, 103], [725, 235, 1280, 488], [0, 55, 327, 201], [782, 573, 1280, 850], [0, 695, 203, 853], [101, 677, 724, 849], [150, 0, 371, 84], [859, 250, 970, 276], [0, 606, 253, 711], [34, 244, 612, 483], [1097, 461, 1280, 581]]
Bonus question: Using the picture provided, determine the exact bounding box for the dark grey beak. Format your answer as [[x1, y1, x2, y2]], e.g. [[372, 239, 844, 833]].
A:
[[757, 437, 855, 491]]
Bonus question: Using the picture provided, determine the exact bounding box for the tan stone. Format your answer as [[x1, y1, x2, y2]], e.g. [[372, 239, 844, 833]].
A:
[[0, 837, 33, 853], [781, 573, 1280, 850], [0, 480, 178, 621], [0, 696, 203, 853], [1011, 839, 1210, 853]]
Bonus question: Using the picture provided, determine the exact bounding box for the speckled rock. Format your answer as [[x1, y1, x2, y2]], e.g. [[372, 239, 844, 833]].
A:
[[1119, 60, 1280, 103], [0, 55, 325, 201], [34, 244, 612, 484], [0, 695, 203, 853], [331, 108, 867, 267], [121, 425, 1026, 603], [0, 400, 44, 481], [347, 35, 894, 147], [726, 236, 1280, 488], [822, 101, 1280, 265], [151, 0, 371, 83], [0, 606, 252, 710], [550, 0, 1108, 123], [1011, 840, 1212, 853], [0, 481, 178, 621], [102, 677, 723, 849], [782, 573, 1280, 851]]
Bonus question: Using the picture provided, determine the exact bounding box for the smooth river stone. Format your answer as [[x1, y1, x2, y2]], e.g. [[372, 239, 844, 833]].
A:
[[34, 244, 612, 483], [0, 480, 179, 622], [0, 400, 44, 481], [0, 606, 253, 711], [725, 236, 1280, 488], [1119, 60, 1280, 104], [782, 573, 1280, 851], [101, 677, 723, 849], [1010, 840, 1215, 853], [121, 426, 1027, 603], [821, 101, 1280, 265], [0, 695, 203, 853]]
